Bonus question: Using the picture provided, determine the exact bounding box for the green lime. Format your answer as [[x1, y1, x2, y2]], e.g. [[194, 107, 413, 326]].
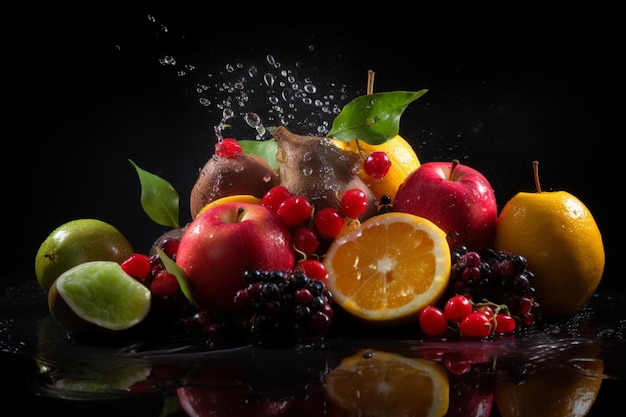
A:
[[48, 261, 151, 334], [35, 218, 134, 292]]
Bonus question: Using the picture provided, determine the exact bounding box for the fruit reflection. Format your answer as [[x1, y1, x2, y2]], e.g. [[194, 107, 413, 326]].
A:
[[494, 358, 604, 417], [323, 349, 450, 417]]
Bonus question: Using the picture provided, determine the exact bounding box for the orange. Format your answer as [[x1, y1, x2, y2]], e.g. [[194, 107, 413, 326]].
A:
[[324, 349, 449, 417], [323, 212, 451, 324], [196, 194, 261, 217], [332, 135, 421, 201], [494, 358, 604, 417], [495, 189, 605, 317]]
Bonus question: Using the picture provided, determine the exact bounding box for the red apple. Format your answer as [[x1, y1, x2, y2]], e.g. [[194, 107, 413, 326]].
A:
[[176, 202, 295, 314], [392, 160, 497, 250]]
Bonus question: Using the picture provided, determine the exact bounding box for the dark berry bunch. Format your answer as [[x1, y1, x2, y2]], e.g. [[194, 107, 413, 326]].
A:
[[185, 269, 334, 348], [448, 246, 539, 327], [234, 269, 334, 345]]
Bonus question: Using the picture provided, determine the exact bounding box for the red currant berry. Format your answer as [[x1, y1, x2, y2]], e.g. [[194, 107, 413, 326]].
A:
[[314, 207, 344, 239], [262, 185, 292, 213], [340, 188, 368, 219], [295, 259, 328, 281], [419, 305, 448, 337], [494, 313, 516, 333], [121, 253, 151, 281], [459, 311, 492, 338], [150, 270, 180, 296], [214, 138, 242, 158], [475, 304, 495, 319], [444, 295, 473, 323], [293, 227, 319, 256], [363, 151, 391, 180], [277, 195, 314, 227]]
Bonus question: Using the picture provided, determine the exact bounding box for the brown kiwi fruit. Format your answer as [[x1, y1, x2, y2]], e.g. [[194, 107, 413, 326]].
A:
[[189, 153, 279, 218], [272, 126, 378, 221]]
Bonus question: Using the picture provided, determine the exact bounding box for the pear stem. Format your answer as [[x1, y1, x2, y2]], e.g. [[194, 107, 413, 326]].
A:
[[355, 70, 377, 158], [367, 70, 375, 95], [448, 159, 460, 180], [532, 160, 542, 193]]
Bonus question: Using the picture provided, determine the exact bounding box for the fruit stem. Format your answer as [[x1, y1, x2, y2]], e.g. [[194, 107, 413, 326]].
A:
[[367, 70, 375, 95], [354, 70, 377, 158], [237, 206, 246, 222], [448, 159, 460, 180], [532, 160, 542, 193]]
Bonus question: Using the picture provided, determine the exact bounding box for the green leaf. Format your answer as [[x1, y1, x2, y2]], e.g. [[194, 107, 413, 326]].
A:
[[156, 248, 197, 308], [239, 139, 279, 170], [129, 159, 180, 228], [328, 90, 428, 145]]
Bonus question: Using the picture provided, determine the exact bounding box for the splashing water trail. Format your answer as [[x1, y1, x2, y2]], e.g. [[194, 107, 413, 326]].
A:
[[197, 54, 352, 143]]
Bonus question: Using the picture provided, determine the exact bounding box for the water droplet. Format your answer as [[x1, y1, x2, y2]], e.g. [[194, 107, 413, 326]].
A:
[[223, 108, 234, 120], [263, 73, 275, 87], [255, 125, 266, 139], [302, 167, 313, 176], [147, 15, 156, 23], [248, 66, 258, 77], [304, 84, 316, 93], [199, 98, 211, 106], [269, 96, 279, 105], [160, 56, 176, 66], [245, 112, 262, 128], [226, 64, 234, 73], [266, 55, 276, 67]]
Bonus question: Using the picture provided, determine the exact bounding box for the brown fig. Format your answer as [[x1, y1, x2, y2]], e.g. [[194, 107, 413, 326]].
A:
[[272, 126, 378, 221], [189, 153, 279, 219]]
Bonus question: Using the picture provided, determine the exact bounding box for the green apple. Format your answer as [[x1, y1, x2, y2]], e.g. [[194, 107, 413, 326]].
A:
[[35, 218, 134, 292]]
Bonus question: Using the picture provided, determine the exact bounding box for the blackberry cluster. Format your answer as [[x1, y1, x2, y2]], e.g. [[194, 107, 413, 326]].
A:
[[235, 269, 334, 345], [449, 246, 539, 327], [186, 270, 334, 348]]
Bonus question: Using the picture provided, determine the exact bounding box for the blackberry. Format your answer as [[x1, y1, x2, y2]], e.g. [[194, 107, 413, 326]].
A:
[[448, 246, 539, 327]]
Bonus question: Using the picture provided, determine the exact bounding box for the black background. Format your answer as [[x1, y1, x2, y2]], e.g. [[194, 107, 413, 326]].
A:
[[8, 5, 622, 292], [3, 4, 624, 416]]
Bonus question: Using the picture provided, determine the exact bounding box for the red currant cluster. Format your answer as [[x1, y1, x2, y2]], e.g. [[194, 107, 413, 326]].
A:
[[121, 237, 181, 297], [419, 295, 516, 339], [261, 185, 368, 264]]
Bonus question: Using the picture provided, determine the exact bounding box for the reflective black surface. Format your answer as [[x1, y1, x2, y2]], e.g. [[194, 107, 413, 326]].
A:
[[1, 274, 625, 416]]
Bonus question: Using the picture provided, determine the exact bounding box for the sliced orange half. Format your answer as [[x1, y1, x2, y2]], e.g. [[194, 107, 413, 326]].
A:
[[323, 212, 451, 324], [324, 349, 450, 417]]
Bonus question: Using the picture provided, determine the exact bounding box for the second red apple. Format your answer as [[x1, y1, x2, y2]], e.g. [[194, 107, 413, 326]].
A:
[[175, 202, 295, 314], [392, 160, 497, 250]]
